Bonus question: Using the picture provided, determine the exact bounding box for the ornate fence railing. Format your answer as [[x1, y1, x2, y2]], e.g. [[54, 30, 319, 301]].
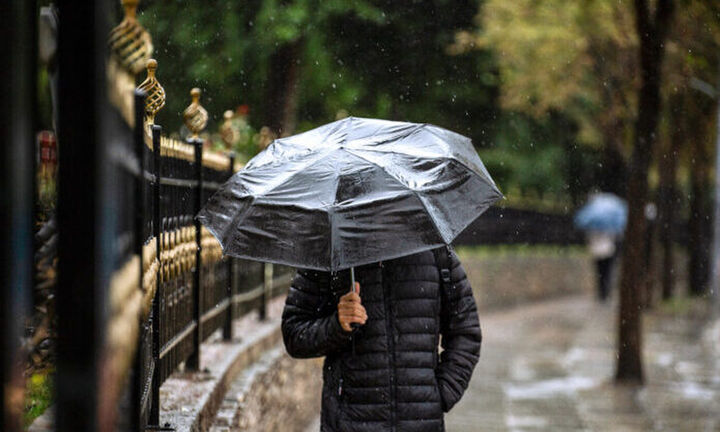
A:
[[121, 62, 293, 431], [12, 1, 295, 430]]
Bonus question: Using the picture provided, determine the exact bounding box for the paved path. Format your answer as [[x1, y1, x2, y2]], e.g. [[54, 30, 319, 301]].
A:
[[306, 295, 720, 431], [446, 296, 720, 432]]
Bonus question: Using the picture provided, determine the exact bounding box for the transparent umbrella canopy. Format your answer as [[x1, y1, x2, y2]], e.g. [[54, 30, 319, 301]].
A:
[[197, 116, 503, 273]]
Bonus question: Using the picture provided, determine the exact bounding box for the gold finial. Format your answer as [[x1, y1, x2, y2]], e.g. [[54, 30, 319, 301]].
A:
[[183, 88, 209, 139], [109, 0, 153, 75], [220, 110, 236, 149], [122, 0, 139, 18], [136, 59, 166, 125]]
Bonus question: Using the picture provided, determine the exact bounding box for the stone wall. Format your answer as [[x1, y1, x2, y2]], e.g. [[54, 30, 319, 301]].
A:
[[230, 351, 321, 432], [457, 248, 594, 311]]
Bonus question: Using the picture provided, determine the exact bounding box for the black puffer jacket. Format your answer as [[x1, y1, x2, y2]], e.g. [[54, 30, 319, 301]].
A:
[[281, 248, 481, 432]]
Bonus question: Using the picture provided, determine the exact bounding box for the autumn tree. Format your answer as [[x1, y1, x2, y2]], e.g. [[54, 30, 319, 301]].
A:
[[451, 0, 639, 196]]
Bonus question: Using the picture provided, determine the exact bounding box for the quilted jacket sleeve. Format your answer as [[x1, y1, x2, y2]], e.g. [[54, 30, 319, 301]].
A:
[[281, 268, 355, 358], [436, 250, 482, 412]]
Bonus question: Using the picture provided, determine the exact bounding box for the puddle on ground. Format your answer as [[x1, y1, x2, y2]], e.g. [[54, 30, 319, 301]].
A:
[[675, 382, 716, 401], [506, 414, 549, 428], [504, 376, 598, 400], [654, 352, 673, 367]]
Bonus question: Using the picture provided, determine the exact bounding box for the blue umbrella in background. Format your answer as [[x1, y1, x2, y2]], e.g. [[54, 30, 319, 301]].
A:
[[574, 193, 628, 234]]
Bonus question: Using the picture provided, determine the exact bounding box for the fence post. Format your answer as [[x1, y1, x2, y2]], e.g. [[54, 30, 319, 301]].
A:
[[130, 89, 146, 431], [1, 2, 35, 430], [187, 138, 203, 370], [223, 153, 236, 340], [149, 124, 162, 424], [56, 1, 110, 430]]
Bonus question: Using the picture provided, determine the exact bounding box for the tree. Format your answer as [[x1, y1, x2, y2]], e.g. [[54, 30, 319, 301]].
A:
[[656, 92, 684, 300], [655, 0, 720, 300], [323, 0, 499, 145], [138, 0, 383, 136], [616, 0, 674, 383], [686, 97, 714, 296], [451, 0, 639, 196], [251, 0, 385, 135]]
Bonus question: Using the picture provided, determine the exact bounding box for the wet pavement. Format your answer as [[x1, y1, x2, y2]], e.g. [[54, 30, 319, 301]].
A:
[[304, 295, 720, 431], [446, 296, 720, 432]]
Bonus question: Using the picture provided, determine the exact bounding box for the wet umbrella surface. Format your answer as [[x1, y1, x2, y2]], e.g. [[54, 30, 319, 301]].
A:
[[197, 116, 503, 271], [573, 193, 628, 234]]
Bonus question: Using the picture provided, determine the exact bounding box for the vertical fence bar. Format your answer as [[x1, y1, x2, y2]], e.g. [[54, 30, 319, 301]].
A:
[[150, 125, 162, 425], [187, 139, 203, 370], [131, 89, 146, 431], [0, 1, 35, 429], [56, 0, 111, 430], [223, 153, 236, 340]]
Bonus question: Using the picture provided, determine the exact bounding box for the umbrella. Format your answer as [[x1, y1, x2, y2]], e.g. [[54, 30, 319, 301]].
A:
[[197, 117, 503, 273], [573, 193, 627, 234]]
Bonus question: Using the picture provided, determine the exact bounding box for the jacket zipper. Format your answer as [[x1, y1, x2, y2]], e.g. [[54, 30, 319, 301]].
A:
[[381, 261, 397, 431]]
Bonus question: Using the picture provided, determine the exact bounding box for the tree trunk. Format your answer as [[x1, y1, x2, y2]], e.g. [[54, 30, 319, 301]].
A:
[[688, 130, 712, 296], [683, 84, 716, 297], [264, 38, 304, 137], [599, 137, 628, 197], [616, 0, 674, 384], [642, 206, 657, 308], [657, 97, 683, 300]]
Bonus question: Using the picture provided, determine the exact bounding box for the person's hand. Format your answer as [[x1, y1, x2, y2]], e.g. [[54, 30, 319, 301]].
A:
[[337, 282, 367, 332]]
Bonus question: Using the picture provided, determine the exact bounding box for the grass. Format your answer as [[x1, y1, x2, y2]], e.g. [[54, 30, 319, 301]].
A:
[[456, 244, 588, 259], [656, 295, 710, 317], [24, 372, 53, 428], [494, 195, 574, 215]]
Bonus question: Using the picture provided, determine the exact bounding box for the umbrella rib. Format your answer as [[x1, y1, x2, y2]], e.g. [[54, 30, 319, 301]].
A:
[[340, 148, 450, 244], [424, 126, 499, 188], [243, 149, 336, 201], [220, 195, 256, 248], [345, 122, 425, 150]]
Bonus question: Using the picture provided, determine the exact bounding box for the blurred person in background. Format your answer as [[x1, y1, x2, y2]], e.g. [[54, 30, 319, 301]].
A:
[[574, 192, 627, 302], [587, 230, 619, 301]]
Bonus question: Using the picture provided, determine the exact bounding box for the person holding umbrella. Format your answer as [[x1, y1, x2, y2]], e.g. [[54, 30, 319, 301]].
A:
[[197, 117, 503, 431], [574, 192, 627, 302]]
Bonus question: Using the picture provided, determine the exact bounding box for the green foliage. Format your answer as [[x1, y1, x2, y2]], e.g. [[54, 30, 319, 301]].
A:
[[253, 0, 384, 47], [24, 372, 53, 427], [322, 0, 499, 144], [137, 0, 383, 134], [138, 1, 259, 132], [456, 244, 587, 259], [479, 112, 601, 204], [131, 0, 613, 208]]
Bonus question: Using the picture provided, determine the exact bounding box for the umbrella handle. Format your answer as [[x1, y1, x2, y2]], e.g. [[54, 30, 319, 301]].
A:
[[350, 266, 360, 330], [351, 267, 356, 293]]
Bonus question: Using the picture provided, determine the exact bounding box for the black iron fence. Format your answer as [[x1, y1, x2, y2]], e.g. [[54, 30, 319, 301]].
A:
[[454, 206, 585, 246], [1, 2, 294, 430], [124, 84, 294, 428]]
